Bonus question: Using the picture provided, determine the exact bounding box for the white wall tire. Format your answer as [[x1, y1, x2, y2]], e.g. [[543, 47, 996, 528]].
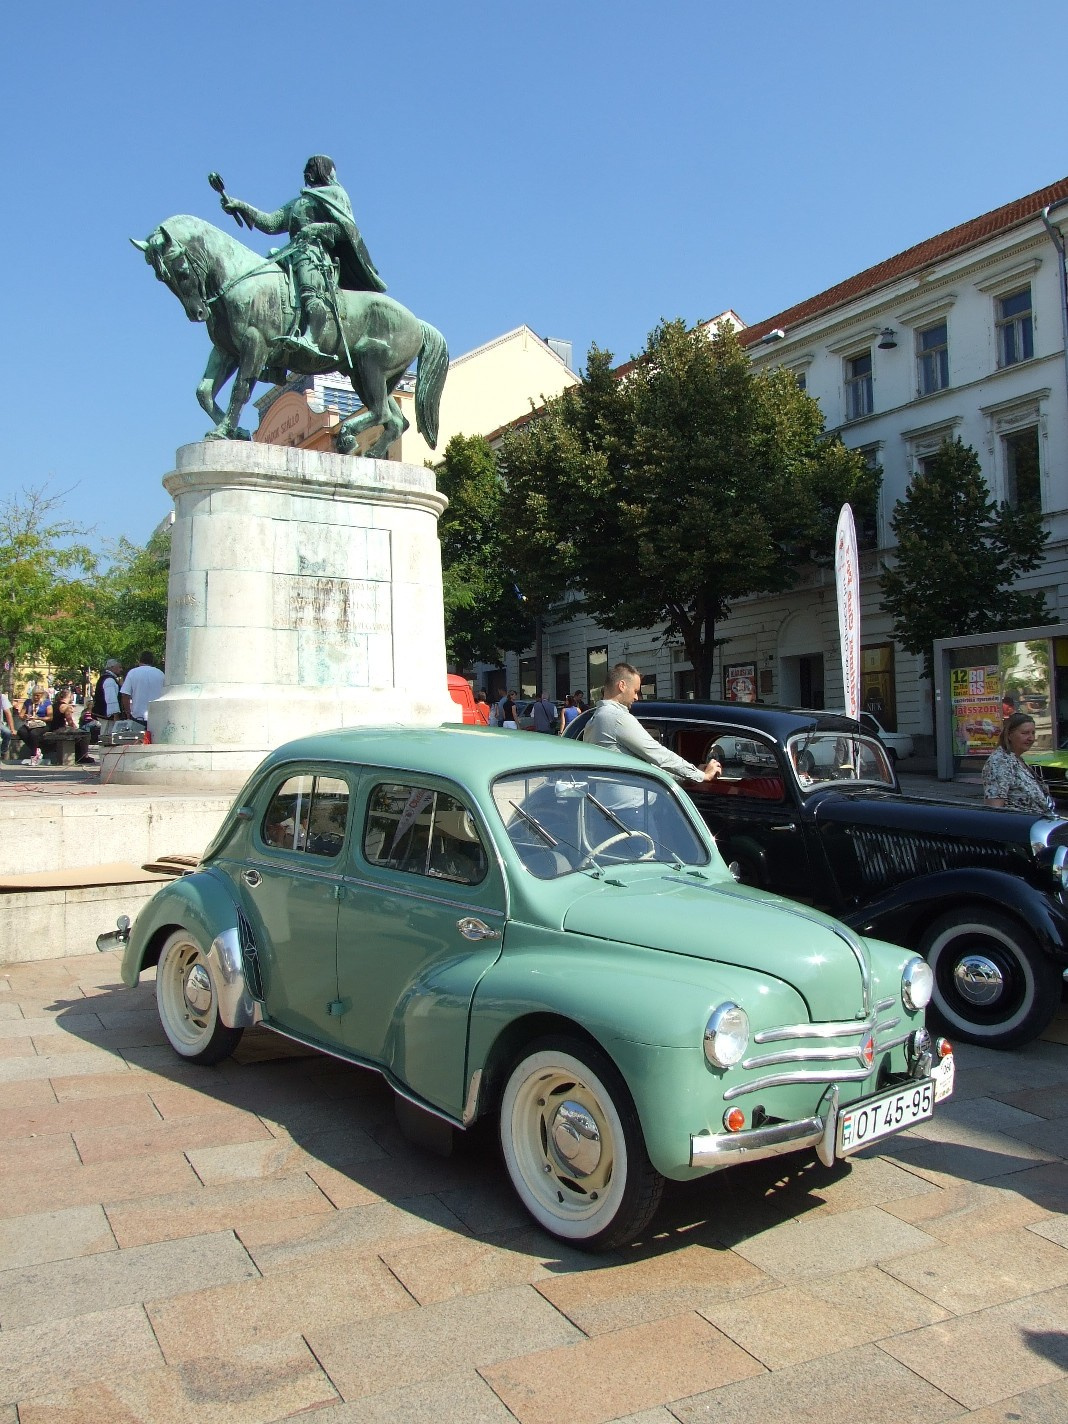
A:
[[499, 1036, 663, 1250], [922, 909, 1061, 1049], [155, 930, 244, 1065]]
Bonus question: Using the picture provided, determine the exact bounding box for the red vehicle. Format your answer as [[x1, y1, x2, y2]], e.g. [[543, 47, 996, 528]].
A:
[[446, 675, 478, 724]]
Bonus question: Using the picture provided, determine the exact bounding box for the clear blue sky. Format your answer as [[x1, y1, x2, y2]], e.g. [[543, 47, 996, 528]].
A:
[[2, 0, 1066, 549]]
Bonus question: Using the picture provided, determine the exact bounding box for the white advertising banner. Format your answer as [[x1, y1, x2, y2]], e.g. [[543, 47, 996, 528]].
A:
[[835, 504, 861, 721]]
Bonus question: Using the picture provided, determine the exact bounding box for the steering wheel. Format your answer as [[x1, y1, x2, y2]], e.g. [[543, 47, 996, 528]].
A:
[[579, 829, 656, 868]]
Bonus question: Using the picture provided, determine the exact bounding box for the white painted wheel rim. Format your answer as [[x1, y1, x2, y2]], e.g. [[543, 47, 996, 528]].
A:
[[156, 937, 218, 1055]]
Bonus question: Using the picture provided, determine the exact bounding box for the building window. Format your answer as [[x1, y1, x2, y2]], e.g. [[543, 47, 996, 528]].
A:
[[1004, 426, 1041, 511], [844, 350, 873, 421], [587, 645, 608, 702], [519, 657, 537, 699], [794, 370, 807, 392], [854, 446, 881, 551], [554, 652, 570, 701], [996, 287, 1033, 367], [917, 321, 949, 395]]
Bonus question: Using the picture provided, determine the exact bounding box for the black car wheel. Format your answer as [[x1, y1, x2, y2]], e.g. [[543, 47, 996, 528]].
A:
[[921, 908, 1062, 1049], [499, 1035, 664, 1250]]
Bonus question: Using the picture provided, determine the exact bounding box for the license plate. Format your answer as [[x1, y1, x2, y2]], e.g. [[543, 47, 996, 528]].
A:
[[837, 1079, 934, 1155], [933, 1053, 955, 1102]]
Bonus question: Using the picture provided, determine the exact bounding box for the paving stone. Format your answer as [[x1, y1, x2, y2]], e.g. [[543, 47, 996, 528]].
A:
[[0, 1040, 35, 1059], [239, 1195, 468, 1273], [0, 1204, 116, 1270], [757, 1154, 939, 1218], [74, 1109, 272, 1165], [0, 1050, 132, 1083], [148, 1251, 414, 1361], [0, 1132, 80, 1178], [878, 1179, 1054, 1241], [996, 1082, 1068, 1119], [0, 1093, 161, 1141], [880, 1226, 1068, 1313], [0, 1004, 24, 1020], [905, 1094, 1048, 1144], [436, 1177, 533, 1236], [300, 1370, 517, 1422], [1028, 1214, 1068, 1248], [307, 1284, 582, 1399], [0, 1080, 55, 1110], [533, 1243, 770, 1337], [728, 1206, 936, 1281], [670, 1340, 961, 1423], [50, 1069, 160, 1101], [0, 1012, 103, 1039], [974, 1160, 1068, 1214], [0, 1228, 258, 1327], [0, 1151, 199, 1220], [881, 1129, 1055, 1183], [955, 1375, 1068, 1423], [878, 1284, 1068, 1408], [148, 1083, 264, 1119], [382, 1233, 557, 1305], [304, 1160, 385, 1209], [105, 1173, 335, 1248], [184, 1127, 383, 1185], [16, 1338, 338, 1423], [482, 1311, 765, 1424], [0, 1303, 162, 1404], [701, 1278, 945, 1369]]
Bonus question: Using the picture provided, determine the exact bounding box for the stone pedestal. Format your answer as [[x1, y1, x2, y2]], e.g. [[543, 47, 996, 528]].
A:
[[111, 441, 455, 787]]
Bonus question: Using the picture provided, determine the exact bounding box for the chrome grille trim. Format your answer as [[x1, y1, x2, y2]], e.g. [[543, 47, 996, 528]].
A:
[[755, 1018, 875, 1044], [878, 1031, 912, 1053], [724, 1065, 874, 1099], [742, 1045, 868, 1071], [875, 995, 896, 1013]]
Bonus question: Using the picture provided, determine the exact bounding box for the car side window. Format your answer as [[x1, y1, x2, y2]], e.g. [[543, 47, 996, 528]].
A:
[[262, 773, 350, 858], [676, 726, 786, 803], [363, 783, 488, 885]]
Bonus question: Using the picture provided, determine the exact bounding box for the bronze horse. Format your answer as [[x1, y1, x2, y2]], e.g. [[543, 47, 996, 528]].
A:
[[133, 216, 448, 457]]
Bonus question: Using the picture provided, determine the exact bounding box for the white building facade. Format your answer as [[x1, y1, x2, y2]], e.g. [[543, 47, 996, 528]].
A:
[[499, 178, 1068, 749]]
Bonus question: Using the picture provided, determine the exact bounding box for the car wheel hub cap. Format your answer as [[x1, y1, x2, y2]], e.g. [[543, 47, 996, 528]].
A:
[[183, 963, 213, 1015], [953, 954, 1004, 1006], [550, 1100, 602, 1177]]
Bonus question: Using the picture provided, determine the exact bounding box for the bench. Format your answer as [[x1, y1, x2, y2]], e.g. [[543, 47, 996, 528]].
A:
[[40, 729, 87, 766]]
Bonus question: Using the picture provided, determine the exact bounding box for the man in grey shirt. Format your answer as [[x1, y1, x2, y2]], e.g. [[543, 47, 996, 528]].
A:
[[583, 663, 722, 786]]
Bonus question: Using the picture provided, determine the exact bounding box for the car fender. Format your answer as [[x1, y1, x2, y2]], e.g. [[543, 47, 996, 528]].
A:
[[119, 869, 260, 1029], [844, 867, 1068, 965]]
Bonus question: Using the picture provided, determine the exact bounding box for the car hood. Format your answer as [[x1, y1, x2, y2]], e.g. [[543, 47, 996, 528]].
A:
[[561, 873, 873, 1022], [809, 786, 1066, 844]]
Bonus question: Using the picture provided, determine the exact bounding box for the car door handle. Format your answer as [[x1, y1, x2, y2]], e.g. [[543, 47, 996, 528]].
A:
[[243, 869, 262, 888], [768, 823, 799, 833], [456, 917, 501, 941]]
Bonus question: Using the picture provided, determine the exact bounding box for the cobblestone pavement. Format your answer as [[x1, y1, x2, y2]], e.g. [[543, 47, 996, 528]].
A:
[[0, 952, 1066, 1423]]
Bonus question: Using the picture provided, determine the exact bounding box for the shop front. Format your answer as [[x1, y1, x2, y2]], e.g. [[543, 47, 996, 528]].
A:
[[932, 622, 1067, 779]]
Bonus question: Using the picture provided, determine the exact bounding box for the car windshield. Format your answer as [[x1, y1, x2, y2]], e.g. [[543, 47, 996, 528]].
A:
[[787, 731, 894, 792], [492, 768, 711, 879]]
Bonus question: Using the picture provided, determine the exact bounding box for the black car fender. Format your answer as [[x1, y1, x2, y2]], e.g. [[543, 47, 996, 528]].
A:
[[842, 867, 1068, 966]]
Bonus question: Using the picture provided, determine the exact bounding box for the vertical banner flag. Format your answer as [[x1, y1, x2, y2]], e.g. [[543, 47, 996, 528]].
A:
[[835, 504, 861, 721]]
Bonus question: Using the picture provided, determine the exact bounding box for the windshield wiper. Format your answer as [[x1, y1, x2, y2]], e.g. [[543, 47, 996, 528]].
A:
[[585, 791, 630, 833], [508, 801, 558, 847]]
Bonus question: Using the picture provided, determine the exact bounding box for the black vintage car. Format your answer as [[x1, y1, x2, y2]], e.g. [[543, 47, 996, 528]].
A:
[[567, 700, 1068, 1049]]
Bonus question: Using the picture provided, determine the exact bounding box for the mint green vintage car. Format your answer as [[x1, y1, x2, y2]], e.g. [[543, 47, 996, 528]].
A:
[[116, 726, 954, 1249]]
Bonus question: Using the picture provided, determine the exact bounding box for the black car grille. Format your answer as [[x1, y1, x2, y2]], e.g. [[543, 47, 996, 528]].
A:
[[847, 826, 1019, 892]]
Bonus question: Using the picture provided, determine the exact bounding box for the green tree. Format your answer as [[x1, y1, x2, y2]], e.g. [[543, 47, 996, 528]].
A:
[[0, 487, 95, 697], [880, 438, 1050, 681], [436, 434, 535, 666], [498, 320, 878, 697]]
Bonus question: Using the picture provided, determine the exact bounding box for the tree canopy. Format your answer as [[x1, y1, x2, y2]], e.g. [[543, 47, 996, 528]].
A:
[[879, 438, 1050, 681], [497, 320, 879, 697], [436, 433, 535, 666]]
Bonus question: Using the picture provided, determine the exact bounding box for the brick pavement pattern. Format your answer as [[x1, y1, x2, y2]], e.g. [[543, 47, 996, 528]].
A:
[[0, 950, 1066, 1422]]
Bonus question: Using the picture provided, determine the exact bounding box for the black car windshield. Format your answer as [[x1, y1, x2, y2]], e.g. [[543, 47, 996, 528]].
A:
[[492, 768, 711, 879], [788, 731, 894, 792]]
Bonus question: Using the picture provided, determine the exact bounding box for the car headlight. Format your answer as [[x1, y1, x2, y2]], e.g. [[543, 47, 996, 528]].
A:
[[902, 956, 933, 1011], [704, 1002, 749, 1068]]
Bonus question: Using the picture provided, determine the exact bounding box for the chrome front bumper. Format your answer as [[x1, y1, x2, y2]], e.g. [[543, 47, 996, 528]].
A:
[[691, 1086, 839, 1170]]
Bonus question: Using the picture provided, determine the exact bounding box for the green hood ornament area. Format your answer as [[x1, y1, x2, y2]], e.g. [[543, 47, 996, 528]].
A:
[[132, 157, 448, 458]]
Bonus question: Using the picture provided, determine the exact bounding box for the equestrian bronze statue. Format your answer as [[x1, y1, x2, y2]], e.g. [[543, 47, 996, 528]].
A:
[[133, 157, 448, 458]]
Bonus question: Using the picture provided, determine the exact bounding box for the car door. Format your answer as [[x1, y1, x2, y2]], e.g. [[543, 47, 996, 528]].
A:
[[334, 775, 507, 1118], [641, 718, 815, 899], [232, 767, 355, 1046]]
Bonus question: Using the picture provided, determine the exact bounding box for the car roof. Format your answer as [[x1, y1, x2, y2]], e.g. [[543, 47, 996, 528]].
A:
[[631, 700, 863, 738], [253, 723, 668, 786]]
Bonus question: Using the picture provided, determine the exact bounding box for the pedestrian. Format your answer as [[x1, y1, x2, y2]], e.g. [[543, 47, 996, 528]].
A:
[[500, 689, 518, 730], [0, 691, 14, 762], [473, 689, 491, 726], [983, 713, 1055, 814], [120, 652, 165, 730], [530, 691, 556, 734], [91, 659, 124, 742], [582, 662, 723, 786], [557, 693, 580, 735], [573, 690, 587, 712]]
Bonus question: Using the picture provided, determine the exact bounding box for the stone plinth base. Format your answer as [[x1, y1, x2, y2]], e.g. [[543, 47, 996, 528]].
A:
[[111, 441, 456, 786]]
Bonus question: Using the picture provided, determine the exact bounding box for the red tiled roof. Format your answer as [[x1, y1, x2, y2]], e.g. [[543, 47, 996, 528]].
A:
[[739, 176, 1068, 346]]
